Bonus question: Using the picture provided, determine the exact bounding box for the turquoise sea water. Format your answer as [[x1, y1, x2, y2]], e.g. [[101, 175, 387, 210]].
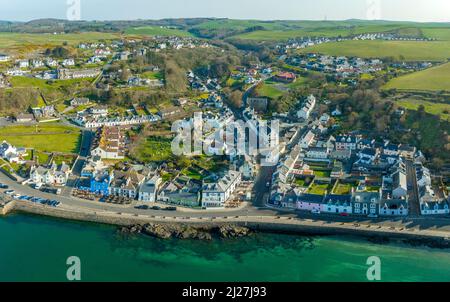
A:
[[1, 214, 450, 282]]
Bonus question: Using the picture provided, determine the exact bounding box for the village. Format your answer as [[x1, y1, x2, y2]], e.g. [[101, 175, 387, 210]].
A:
[[0, 30, 449, 223]]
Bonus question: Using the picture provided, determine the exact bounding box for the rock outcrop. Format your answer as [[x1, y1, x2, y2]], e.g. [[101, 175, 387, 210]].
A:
[[119, 223, 252, 240]]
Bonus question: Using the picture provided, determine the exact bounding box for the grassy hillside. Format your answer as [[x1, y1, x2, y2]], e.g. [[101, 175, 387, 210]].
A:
[[384, 62, 450, 91], [422, 28, 450, 41], [124, 26, 194, 37], [0, 32, 120, 54], [298, 40, 450, 61], [396, 98, 450, 122], [234, 24, 420, 40]]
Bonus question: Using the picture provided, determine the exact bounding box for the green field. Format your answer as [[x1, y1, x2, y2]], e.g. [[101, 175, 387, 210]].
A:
[[256, 78, 307, 99], [233, 24, 442, 41], [0, 32, 120, 53], [298, 40, 450, 61], [396, 98, 450, 122], [384, 62, 450, 91], [422, 28, 450, 41], [131, 136, 173, 163], [0, 123, 81, 154], [141, 71, 164, 80], [256, 82, 285, 99], [10, 76, 90, 90], [125, 26, 193, 37]]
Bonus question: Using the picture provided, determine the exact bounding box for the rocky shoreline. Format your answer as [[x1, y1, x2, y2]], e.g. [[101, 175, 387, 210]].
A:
[[119, 223, 252, 240]]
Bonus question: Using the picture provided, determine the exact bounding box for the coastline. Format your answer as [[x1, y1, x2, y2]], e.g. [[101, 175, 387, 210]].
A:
[[2, 199, 450, 247]]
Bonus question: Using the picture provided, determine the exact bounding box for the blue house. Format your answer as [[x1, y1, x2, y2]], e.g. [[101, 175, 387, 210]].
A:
[[90, 173, 111, 196], [78, 172, 111, 196]]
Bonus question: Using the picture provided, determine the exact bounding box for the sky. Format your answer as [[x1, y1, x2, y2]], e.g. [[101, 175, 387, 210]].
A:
[[0, 0, 449, 22]]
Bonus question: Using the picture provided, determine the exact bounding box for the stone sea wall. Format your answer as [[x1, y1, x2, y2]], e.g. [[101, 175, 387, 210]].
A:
[[1, 199, 450, 247]]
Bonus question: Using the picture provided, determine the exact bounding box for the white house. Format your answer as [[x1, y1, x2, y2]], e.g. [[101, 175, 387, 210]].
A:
[[331, 107, 342, 116], [335, 135, 358, 151], [0, 54, 11, 62], [379, 199, 408, 216], [16, 60, 29, 68], [299, 131, 315, 149], [62, 58, 75, 66], [321, 195, 352, 214], [202, 170, 241, 208], [0, 141, 27, 164], [297, 95, 316, 120], [421, 198, 449, 215], [31, 59, 44, 68], [138, 175, 162, 202], [391, 170, 408, 199], [109, 169, 146, 199], [29, 162, 71, 187], [319, 113, 330, 125], [352, 192, 380, 216], [306, 147, 330, 161]]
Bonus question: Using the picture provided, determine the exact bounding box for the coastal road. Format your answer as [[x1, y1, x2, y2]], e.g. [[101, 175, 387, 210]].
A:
[[2, 169, 450, 232]]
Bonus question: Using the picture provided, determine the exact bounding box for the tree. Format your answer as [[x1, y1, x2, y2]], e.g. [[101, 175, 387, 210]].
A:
[[224, 89, 243, 109]]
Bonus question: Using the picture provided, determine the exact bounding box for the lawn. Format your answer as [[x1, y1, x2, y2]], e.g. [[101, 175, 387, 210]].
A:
[[383, 62, 450, 92], [255, 82, 285, 99], [365, 186, 381, 193], [131, 136, 173, 163], [314, 170, 331, 178], [0, 123, 81, 154], [395, 98, 450, 122], [295, 179, 306, 187], [333, 183, 353, 195], [125, 26, 193, 37], [298, 40, 450, 62], [308, 183, 332, 195], [141, 71, 164, 80], [255, 78, 307, 99]]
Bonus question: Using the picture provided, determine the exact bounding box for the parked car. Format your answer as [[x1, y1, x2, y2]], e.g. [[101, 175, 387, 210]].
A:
[[368, 214, 379, 218], [135, 205, 149, 210], [340, 212, 349, 217], [165, 207, 177, 211], [5, 190, 15, 196], [0, 183, 9, 189], [311, 209, 321, 214], [34, 183, 43, 190]]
